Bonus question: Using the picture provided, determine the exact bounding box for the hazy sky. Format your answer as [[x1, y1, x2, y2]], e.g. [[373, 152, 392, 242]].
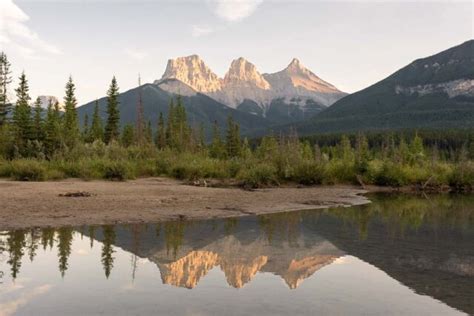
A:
[[1, 0, 473, 104]]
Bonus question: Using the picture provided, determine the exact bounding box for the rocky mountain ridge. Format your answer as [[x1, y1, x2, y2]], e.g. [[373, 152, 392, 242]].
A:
[[154, 55, 347, 112]]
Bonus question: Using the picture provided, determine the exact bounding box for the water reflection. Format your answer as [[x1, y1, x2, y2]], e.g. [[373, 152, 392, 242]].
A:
[[0, 193, 473, 315]]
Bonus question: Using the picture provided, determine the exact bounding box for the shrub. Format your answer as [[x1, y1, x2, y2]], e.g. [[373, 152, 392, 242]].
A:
[[0, 160, 12, 178], [10, 159, 47, 181], [103, 160, 134, 181], [325, 160, 356, 184], [374, 162, 407, 187], [291, 161, 325, 185], [449, 162, 474, 191], [237, 163, 279, 188]]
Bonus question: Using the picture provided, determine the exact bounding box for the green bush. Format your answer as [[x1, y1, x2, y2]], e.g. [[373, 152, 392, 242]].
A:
[[10, 159, 47, 181], [237, 163, 279, 188], [374, 162, 407, 187], [103, 160, 134, 181], [0, 160, 12, 178], [449, 162, 474, 191], [325, 160, 356, 184], [291, 161, 325, 185]]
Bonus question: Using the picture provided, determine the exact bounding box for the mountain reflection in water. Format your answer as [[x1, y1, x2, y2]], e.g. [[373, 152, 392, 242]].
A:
[[0, 193, 473, 316]]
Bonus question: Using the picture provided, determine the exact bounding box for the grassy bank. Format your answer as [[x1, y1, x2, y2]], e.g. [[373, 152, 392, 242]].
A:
[[0, 138, 473, 191]]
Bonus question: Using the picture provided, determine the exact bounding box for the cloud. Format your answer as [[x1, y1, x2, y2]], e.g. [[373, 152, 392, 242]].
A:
[[0, 0, 61, 59], [210, 0, 263, 22], [0, 284, 52, 316], [191, 25, 214, 37], [125, 48, 149, 61]]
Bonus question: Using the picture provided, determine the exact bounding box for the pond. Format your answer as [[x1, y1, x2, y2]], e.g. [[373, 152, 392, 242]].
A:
[[0, 193, 473, 315]]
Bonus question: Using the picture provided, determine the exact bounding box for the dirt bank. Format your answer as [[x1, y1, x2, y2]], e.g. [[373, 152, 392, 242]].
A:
[[0, 178, 369, 230]]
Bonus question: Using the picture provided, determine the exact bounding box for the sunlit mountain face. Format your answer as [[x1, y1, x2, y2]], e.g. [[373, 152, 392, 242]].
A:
[[0, 194, 473, 315]]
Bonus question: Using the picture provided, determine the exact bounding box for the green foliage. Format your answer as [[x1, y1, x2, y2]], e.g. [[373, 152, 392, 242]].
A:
[[103, 160, 133, 181], [104, 76, 120, 144], [121, 124, 135, 147], [237, 163, 279, 188], [63, 77, 80, 147], [291, 161, 324, 185], [10, 159, 47, 181], [12, 73, 32, 153], [226, 115, 241, 158], [89, 101, 104, 142], [0, 52, 12, 126]]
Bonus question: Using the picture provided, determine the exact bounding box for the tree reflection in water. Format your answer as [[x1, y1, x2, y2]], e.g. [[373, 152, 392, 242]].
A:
[[0, 193, 473, 314]]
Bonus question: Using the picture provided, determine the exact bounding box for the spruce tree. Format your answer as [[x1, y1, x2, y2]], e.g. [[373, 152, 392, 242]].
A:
[[121, 124, 135, 147], [63, 76, 80, 147], [90, 101, 104, 142], [155, 112, 166, 149], [165, 99, 175, 146], [209, 120, 225, 159], [104, 76, 120, 144], [32, 97, 44, 142], [12, 73, 32, 151], [0, 52, 12, 126], [226, 115, 241, 158], [145, 120, 153, 144], [44, 100, 62, 155], [82, 114, 90, 142]]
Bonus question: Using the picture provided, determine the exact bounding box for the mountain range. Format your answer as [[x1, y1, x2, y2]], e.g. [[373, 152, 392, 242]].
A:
[[77, 39, 474, 137], [288, 39, 474, 135]]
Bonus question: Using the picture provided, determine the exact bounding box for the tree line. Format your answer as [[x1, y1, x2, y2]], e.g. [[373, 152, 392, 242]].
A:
[[0, 52, 473, 190]]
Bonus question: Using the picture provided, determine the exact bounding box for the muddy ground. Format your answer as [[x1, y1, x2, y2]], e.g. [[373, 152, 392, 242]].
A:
[[0, 178, 370, 230]]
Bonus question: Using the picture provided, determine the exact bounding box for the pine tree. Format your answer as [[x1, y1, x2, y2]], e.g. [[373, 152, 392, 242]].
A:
[[145, 120, 153, 144], [63, 76, 80, 147], [155, 112, 166, 149], [104, 76, 120, 144], [226, 115, 241, 158], [82, 113, 90, 142], [12, 73, 32, 151], [0, 52, 12, 126], [90, 100, 104, 142], [32, 97, 44, 142], [338, 135, 353, 161], [44, 100, 62, 155], [121, 124, 135, 147], [165, 98, 175, 145], [209, 120, 225, 159]]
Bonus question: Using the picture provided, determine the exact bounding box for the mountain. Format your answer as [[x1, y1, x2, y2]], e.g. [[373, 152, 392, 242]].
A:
[[155, 55, 346, 123], [36, 95, 62, 109], [291, 40, 474, 134], [77, 80, 270, 138]]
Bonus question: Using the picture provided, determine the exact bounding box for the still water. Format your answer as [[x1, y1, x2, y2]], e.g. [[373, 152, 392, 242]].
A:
[[0, 193, 473, 316]]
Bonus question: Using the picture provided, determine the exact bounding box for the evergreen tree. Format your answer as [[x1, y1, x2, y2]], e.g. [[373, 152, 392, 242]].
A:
[[90, 101, 104, 142], [145, 120, 153, 144], [44, 101, 63, 155], [338, 135, 353, 161], [0, 52, 12, 126], [104, 76, 120, 144], [12, 73, 32, 151], [32, 97, 44, 143], [155, 112, 166, 149], [121, 124, 135, 147], [209, 120, 225, 159], [101, 225, 116, 278], [226, 115, 241, 158], [165, 98, 175, 145], [63, 76, 80, 147], [82, 113, 89, 142]]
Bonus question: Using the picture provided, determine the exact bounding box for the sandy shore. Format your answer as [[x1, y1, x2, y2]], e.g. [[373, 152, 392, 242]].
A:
[[0, 178, 369, 230]]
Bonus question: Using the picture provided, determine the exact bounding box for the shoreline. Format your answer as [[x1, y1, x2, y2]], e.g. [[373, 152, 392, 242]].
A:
[[0, 177, 370, 231]]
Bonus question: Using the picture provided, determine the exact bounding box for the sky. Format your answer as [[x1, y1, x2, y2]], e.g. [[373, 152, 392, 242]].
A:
[[0, 0, 473, 104]]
